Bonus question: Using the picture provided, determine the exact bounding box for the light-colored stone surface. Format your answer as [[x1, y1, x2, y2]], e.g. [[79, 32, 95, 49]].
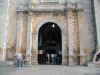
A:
[[16, 12, 27, 54], [94, 0, 100, 49], [6, 0, 16, 60], [28, 12, 68, 64], [0, 0, 97, 66], [0, 62, 100, 75], [0, 0, 9, 61]]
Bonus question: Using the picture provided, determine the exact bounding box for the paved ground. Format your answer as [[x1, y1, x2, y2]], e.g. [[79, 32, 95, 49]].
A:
[[0, 62, 100, 75]]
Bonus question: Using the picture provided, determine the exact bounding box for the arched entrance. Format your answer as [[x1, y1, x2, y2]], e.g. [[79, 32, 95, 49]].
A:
[[38, 22, 62, 65]]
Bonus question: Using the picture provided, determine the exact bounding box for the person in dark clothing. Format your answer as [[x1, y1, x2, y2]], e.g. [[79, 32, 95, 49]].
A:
[[21, 55, 25, 67], [93, 50, 100, 65], [95, 52, 100, 61]]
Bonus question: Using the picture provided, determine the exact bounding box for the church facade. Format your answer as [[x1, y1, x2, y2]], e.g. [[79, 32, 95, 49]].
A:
[[0, 0, 97, 66]]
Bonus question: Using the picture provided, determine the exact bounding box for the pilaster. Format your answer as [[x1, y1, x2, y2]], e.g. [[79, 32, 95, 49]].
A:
[[78, 11, 88, 66], [16, 11, 27, 55], [67, 10, 74, 65]]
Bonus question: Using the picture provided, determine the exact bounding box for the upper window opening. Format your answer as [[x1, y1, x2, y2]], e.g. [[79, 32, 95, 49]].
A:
[[40, 0, 58, 3]]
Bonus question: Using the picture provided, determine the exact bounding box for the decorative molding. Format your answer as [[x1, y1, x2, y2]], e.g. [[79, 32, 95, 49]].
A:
[[16, 3, 84, 12]]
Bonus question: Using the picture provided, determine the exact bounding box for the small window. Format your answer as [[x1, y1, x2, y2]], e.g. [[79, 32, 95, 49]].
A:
[[40, 0, 58, 3]]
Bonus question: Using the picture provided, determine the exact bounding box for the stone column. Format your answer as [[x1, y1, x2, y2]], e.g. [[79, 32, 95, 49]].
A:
[[26, 12, 33, 64], [16, 11, 27, 55], [31, 14, 38, 64], [72, 10, 80, 65], [67, 9, 74, 65], [26, 12, 38, 64], [78, 10, 88, 66], [68, 9, 81, 65], [6, 0, 16, 60], [62, 13, 68, 65]]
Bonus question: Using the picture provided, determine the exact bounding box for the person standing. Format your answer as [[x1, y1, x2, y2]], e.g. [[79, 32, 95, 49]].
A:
[[16, 53, 22, 68], [21, 55, 25, 67]]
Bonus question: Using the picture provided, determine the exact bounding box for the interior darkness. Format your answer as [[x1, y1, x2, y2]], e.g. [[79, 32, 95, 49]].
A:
[[38, 22, 62, 65]]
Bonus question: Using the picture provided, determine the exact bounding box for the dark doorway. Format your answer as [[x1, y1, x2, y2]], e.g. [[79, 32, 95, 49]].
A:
[[38, 22, 62, 65]]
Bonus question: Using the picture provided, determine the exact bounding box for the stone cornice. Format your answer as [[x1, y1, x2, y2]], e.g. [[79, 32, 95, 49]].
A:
[[67, 2, 84, 11], [16, 2, 84, 12]]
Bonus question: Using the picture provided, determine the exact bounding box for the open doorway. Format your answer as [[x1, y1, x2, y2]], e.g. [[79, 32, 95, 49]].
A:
[[38, 22, 62, 65]]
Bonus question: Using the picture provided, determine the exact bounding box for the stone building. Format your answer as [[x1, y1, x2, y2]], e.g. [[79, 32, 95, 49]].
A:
[[0, 0, 97, 66], [94, 0, 100, 49]]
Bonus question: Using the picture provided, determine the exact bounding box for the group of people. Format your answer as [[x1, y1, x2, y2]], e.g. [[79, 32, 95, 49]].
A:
[[15, 53, 25, 68], [14, 51, 100, 67]]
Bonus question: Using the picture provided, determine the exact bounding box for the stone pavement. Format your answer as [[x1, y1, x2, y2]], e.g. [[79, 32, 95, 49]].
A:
[[0, 62, 100, 75]]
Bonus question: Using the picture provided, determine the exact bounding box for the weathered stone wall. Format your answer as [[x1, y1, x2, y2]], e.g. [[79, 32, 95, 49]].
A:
[[67, 9, 89, 65], [68, 10, 80, 65], [6, 0, 16, 60], [15, 0, 97, 61], [28, 12, 68, 64], [83, 0, 96, 61], [78, 11, 89, 65], [16, 11, 28, 55], [0, 0, 97, 64], [67, 0, 97, 61], [0, 0, 17, 60], [94, 0, 100, 49], [0, 0, 9, 61]]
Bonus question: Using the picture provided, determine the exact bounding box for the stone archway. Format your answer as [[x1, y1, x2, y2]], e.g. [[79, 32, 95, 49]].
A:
[[38, 22, 62, 65]]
